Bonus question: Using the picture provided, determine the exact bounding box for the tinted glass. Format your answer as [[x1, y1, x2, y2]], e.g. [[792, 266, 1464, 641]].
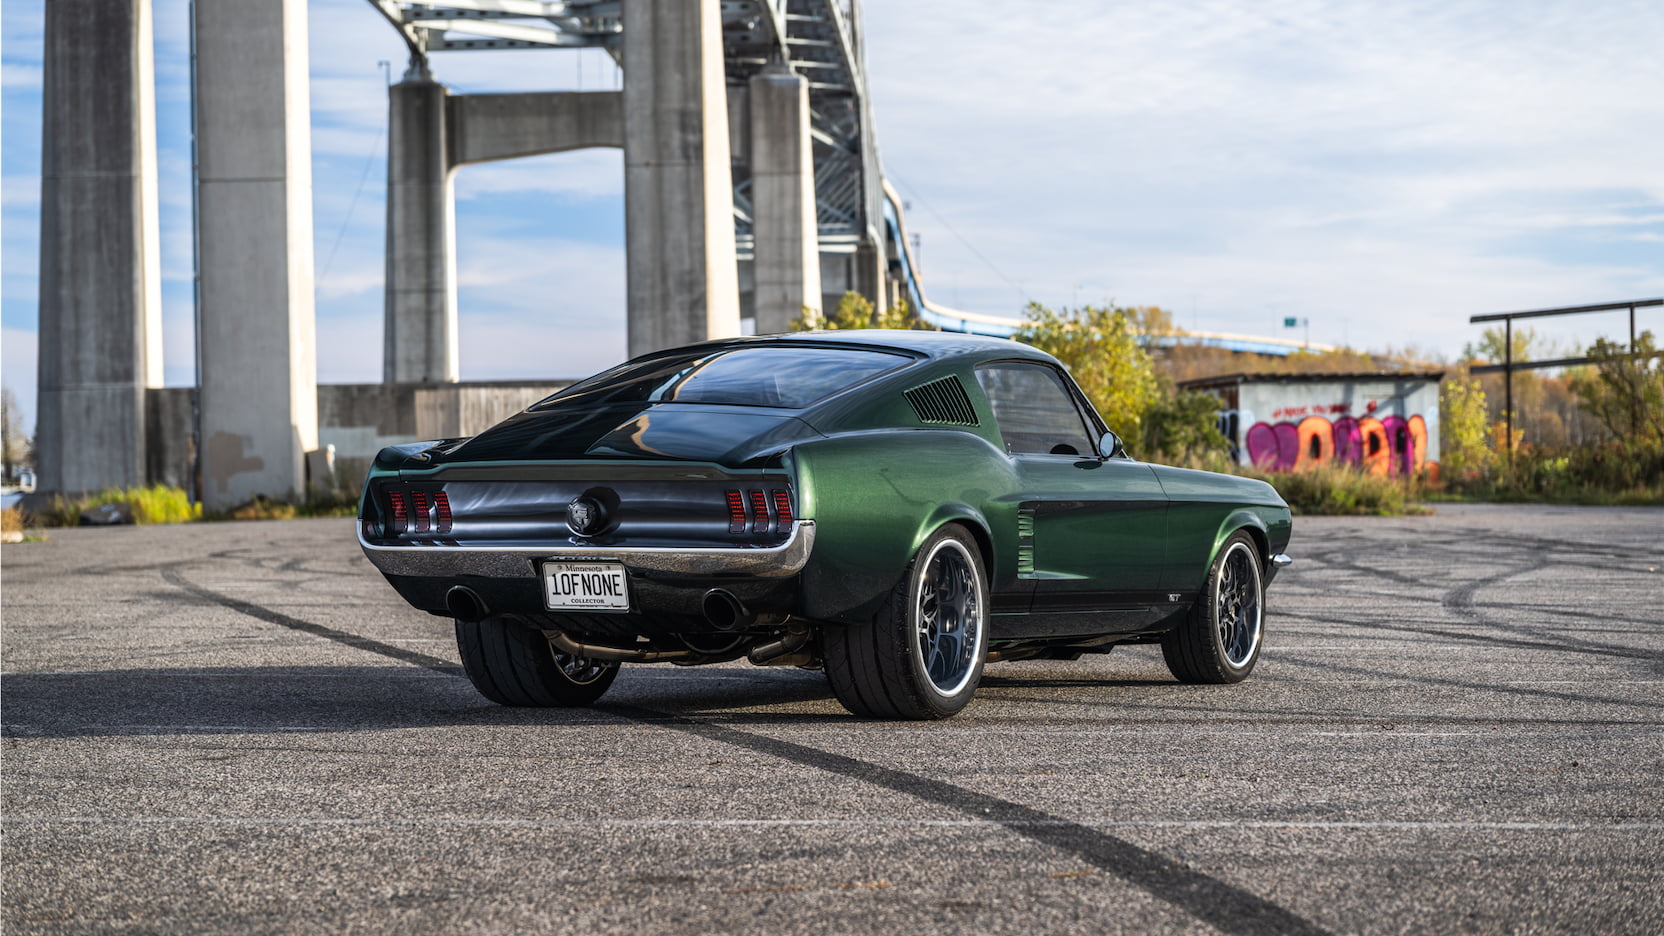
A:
[[534, 346, 912, 410], [974, 362, 1096, 456]]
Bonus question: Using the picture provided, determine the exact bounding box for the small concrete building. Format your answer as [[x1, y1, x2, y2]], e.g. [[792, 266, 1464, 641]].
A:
[[1179, 372, 1444, 477]]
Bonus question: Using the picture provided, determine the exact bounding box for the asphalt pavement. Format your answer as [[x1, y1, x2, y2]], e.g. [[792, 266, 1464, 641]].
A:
[[3, 503, 1662, 935]]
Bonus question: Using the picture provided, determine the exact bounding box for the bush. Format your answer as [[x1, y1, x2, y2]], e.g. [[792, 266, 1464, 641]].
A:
[[205, 488, 360, 522], [1237, 463, 1428, 516], [1443, 441, 1664, 505], [32, 485, 201, 527], [1141, 389, 1230, 466]]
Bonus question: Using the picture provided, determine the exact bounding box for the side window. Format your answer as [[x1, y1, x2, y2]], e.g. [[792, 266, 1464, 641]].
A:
[[974, 362, 1097, 456]]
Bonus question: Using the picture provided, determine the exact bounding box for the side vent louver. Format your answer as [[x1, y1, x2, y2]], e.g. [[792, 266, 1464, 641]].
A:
[[1017, 507, 1036, 577], [904, 376, 979, 426]]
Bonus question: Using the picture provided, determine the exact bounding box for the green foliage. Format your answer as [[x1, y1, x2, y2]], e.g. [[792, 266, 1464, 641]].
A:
[[1570, 331, 1664, 446], [34, 485, 202, 527], [27, 485, 358, 527], [204, 488, 361, 522], [792, 292, 934, 332], [1427, 331, 1664, 505], [1463, 325, 1550, 364], [1433, 441, 1664, 506], [1141, 389, 1229, 467], [1238, 463, 1428, 516], [1013, 304, 1163, 442], [1439, 375, 1494, 482]]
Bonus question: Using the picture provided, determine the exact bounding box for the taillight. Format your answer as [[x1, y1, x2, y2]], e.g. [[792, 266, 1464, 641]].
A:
[[433, 491, 452, 535], [725, 490, 747, 533], [387, 490, 408, 535], [727, 488, 792, 536], [411, 491, 431, 533], [384, 487, 450, 536]]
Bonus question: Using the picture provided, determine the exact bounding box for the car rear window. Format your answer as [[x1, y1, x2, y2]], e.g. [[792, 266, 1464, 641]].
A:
[[533, 346, 914, 410]]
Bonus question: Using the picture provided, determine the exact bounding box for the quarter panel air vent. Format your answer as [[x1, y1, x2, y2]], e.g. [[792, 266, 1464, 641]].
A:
[[904, 376, 979, 426]]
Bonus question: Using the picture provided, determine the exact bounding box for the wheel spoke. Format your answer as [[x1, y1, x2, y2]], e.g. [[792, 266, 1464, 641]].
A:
[[1214, 545, 1261, 667], [914, 541, 982, 696]]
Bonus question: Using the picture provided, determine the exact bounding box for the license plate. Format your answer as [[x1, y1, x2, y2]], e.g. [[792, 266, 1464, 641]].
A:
[[541, 562, 630, 612]]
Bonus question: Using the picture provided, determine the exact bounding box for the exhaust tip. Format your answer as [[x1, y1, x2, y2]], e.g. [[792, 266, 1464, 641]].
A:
[[702, 589, 749, 631], [446, 585, 488, 621]]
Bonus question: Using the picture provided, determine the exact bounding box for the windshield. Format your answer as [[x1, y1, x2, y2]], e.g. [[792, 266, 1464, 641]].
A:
[[533, 346, 915, 410]]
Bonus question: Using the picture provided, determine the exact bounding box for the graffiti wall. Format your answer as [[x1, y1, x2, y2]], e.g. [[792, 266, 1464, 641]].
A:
[[1205, 376, 1442, 476]]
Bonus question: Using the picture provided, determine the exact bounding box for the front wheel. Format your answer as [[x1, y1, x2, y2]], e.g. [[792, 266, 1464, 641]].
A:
[[824, 524, 989, 719], [456, 614, 620, 706], [1162, 531, 1265, 684]]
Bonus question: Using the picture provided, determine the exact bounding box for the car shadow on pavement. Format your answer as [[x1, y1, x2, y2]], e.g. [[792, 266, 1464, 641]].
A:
[[0, 664, 844, 739]]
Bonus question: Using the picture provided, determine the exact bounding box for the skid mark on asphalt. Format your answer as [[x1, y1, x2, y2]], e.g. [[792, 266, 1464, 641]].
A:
[[1273, 655, 1664, 711], [1273, 610, 1664, 665], [161, 566, 1331, 936], [1287, 546, 1664, 664], [609, 704, 1331, 936], [160, 567, 460, 675], [7, 816, 1662, 832]]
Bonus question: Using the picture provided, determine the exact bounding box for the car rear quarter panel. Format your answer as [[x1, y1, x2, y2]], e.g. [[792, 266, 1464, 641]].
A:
[[791, 428, 1019, 624], [1149, 464, 1293, 591]]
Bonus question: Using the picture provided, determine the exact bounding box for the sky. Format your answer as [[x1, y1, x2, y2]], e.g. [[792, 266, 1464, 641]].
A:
[[4, 0, 1663, 433]]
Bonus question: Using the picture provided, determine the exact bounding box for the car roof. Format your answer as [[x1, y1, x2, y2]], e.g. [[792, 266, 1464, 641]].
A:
[[681, 329, 1056, 364]]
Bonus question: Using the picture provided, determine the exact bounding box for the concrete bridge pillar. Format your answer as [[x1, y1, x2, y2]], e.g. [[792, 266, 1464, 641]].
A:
[[384, 63, 458, 384], [193, 0, 319, 508], [35, 0, 162, 494], [622, 0, 740, 356], [384, 70, 623, 382], [748, 62, 820, 334]]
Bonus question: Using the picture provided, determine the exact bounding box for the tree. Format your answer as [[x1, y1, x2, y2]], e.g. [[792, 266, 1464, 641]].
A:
[[1570, 331, 1664, 447], [1438, 375, 1493, 481], [0, 387, 30, 486], [1012, 304, 1162, 440], [1463, 325, 1549, 364], [1141, 389, 1228, 466], [792, 291, 934, 332]]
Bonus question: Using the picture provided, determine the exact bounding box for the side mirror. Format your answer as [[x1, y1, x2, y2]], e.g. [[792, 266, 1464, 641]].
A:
[[1098, 430, 1125, 459]]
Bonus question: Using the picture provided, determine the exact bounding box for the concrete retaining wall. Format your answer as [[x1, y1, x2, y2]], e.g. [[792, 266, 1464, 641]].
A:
[[144, 381, 569, 497]]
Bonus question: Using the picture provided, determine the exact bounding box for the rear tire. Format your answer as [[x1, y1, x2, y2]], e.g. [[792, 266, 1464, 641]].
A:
[[456, 613, 620, 706], [824, 524, 988, 719], [1162, 531, 1264, 684]]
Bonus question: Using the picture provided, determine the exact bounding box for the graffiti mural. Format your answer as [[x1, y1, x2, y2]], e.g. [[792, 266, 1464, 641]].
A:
[[1183, 373, 1444, 477], [1245, 412, 1429, 475]]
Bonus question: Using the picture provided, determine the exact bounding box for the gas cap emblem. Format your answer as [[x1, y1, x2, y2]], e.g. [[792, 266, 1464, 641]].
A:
[[566, 496, 606, 536]]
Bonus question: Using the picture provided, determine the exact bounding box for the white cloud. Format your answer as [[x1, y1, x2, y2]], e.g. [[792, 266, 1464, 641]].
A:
[[454, 150, 623, 201], [4, 0, 1660, 396], [861, 0, 1664, 352], [1, 62, 40, 89], [2, 327, 38, 432]]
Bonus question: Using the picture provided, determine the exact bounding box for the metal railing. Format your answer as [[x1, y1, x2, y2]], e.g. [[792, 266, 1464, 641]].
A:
[[1467, 298, 1662, 455]]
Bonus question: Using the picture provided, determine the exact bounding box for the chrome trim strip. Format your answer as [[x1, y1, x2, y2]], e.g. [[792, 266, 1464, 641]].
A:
[[1271, 553, 1293, 568], [359, 521, 816, 579]]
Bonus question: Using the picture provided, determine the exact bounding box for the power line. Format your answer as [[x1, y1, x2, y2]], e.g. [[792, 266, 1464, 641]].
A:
[[319, 63, 390, 282], [893, 180, 1029, 305]]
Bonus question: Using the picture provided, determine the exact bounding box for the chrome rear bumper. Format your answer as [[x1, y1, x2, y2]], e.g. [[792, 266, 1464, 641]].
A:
[[359, 520, 816, 580], [1267, 552, 1292, 584]]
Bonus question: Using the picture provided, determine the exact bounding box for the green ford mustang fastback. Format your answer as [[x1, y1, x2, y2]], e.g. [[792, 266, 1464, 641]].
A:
[[359, 330, 1292, 719]]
